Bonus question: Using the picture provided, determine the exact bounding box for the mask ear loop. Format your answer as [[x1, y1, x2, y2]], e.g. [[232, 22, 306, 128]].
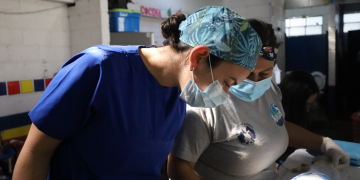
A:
[[191, 55, 214, 83], [190, 67, 195, 81], [209, 55, 214, 82], [191, 70, 194, 81]]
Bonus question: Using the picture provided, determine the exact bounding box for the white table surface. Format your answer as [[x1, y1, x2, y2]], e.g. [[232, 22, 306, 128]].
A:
[[273, 149, 360, 180]]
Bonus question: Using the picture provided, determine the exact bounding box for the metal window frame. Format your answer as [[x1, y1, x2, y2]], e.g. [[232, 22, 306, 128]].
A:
[[286, 16, 324, 37]]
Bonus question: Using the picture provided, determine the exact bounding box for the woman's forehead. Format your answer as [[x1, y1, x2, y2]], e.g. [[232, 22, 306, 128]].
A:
[[253, 58, 274, 72]]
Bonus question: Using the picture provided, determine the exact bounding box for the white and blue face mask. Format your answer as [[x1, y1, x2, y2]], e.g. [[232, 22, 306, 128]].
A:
[[230, 76, 272, 102], [179, 56, 230, 108]]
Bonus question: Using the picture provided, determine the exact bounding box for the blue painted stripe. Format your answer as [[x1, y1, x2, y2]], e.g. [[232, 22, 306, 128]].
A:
[[0, 82, 6, 96], [34, 79, 45, 92], [0, 112, 32, 131]]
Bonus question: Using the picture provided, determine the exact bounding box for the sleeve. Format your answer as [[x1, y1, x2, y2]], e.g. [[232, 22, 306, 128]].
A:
[[29, 47, 106, 140], [171, 109, 212, 162]]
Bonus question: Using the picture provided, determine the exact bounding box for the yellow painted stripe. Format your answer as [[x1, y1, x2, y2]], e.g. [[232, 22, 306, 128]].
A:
[[1, 125, 31, 140], [21, 80, 33, 93]]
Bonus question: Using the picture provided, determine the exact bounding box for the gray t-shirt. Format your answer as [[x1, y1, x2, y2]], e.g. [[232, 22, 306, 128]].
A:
[[172, 81, 289, 180]]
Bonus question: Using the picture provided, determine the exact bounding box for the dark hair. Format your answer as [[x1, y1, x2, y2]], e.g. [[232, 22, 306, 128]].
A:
[[161, 12, 224, 68], [279, 70, 320, 127], [248, 19, 282, 48]]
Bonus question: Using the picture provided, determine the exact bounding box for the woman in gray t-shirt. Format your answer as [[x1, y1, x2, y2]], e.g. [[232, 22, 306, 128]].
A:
[[168, 19, 350, 180]]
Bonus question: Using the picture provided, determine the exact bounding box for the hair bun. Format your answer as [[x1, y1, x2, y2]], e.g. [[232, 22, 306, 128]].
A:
[[248, 19, 282, 48], [161, 12, 186, 42]]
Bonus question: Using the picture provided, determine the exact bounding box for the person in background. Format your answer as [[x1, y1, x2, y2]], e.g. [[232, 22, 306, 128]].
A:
[[276, 70, 321, 166], [168, 19, 350, 180], [13, 6, 263, 180], [279, 70, 320, 129]]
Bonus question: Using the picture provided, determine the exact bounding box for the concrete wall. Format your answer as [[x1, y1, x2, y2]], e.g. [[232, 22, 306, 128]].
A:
[[0, 0, 110, 117], [138, 16, 164, 46], [0, 0, 71, 117], [68, 0, 110, 56], [285, 0, 324, 9]]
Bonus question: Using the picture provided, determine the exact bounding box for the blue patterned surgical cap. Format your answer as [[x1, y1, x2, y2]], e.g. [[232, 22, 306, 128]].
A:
[[179, 6, 263, 71]]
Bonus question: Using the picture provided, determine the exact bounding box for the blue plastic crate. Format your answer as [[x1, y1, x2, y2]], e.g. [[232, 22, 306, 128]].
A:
[[109, 9, 140, 32]]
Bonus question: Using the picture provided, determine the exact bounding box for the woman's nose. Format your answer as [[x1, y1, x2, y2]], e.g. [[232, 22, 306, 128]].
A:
[[247, 73, 258, 82]]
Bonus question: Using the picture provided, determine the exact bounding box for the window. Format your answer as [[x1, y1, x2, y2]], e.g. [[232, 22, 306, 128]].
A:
[[286, 16, 323, 37], [343, 13, 360, 33]]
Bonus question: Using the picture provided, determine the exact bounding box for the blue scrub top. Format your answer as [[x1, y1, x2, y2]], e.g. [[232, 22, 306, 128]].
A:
[[29, 45, 186, 180]]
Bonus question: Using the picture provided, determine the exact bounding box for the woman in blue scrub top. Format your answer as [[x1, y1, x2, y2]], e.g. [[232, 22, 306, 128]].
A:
[[13, 6, 263, 180]]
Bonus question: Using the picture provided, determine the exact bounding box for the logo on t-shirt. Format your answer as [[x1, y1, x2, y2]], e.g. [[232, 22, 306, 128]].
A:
[[237, 123, 256, 145], [270, 104, 284, 126]]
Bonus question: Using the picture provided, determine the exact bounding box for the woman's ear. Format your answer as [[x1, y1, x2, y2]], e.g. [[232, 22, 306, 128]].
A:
[[189, 45, 210, 70]]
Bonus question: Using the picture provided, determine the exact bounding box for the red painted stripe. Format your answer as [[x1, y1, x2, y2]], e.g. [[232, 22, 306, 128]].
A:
[[45, 78, 53, 88], [7, 81, 20, 95]]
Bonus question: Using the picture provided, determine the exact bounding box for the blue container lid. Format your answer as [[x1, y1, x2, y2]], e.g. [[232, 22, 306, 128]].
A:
[[109, 9, 140, 14], [109, 9, 131, 13]]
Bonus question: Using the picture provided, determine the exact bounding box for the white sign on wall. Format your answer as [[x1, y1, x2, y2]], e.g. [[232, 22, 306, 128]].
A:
[[129, 3, 187, 19]]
